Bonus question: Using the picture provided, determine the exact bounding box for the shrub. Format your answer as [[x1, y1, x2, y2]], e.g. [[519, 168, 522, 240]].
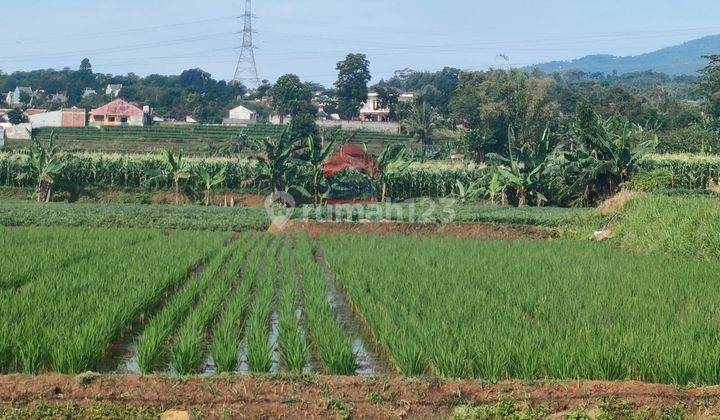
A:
[[626, 168, 675, 192]]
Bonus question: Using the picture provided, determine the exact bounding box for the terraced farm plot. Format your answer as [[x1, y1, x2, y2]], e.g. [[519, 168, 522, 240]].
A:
[[6, 126, 416, 156]]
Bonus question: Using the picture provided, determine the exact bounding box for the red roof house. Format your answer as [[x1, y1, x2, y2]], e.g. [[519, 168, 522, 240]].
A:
[[89, 99, 147, 127]]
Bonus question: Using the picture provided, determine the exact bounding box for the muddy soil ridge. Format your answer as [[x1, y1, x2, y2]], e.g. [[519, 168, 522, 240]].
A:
[[1, 375, 719, 419]]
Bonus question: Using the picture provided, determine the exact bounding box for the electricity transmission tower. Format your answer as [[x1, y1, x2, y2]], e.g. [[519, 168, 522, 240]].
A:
[[232, 0, 261, 89]]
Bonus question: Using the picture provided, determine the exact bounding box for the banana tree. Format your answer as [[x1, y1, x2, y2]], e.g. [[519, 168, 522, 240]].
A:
[[252, 132, 310, 198], [452, 179, 486, 203], [560, 110, 658, 204], [376, 145, 412, 202], [161, 149, 192, 204], [487, 128, 558, 207], [305, 135, 335, 205], [21, 132, 65, 202], [197, 167, 226, 206], [485, 172, 505, 205]]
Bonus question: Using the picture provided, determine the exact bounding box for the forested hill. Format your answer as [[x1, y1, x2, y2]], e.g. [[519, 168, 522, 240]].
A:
[[530, 35, 720, 75]]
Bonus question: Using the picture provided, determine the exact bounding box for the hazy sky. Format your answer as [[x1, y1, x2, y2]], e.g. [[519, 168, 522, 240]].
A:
[[3, 1, 720, 86]]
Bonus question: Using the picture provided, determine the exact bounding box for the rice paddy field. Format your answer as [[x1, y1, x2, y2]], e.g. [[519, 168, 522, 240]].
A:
[[2, 223, 720, 387]]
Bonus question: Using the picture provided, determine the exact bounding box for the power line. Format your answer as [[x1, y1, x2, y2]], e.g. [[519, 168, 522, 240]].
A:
[[0, 16, 237, 47]]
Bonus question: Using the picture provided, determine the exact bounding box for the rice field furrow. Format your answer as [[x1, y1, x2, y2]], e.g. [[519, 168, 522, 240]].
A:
[[320, 234, 720, 384], [278, 238, 308, 373], [210, 235, 271, 373], [245, 238, 281, 373], [295, 235, 356, 375], [0, 228, 227, 374], [170, 237, 253, 375], [134, 240, 236, 374]]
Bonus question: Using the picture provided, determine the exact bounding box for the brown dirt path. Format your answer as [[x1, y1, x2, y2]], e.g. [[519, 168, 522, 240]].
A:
[[1, 375, 719, 419]]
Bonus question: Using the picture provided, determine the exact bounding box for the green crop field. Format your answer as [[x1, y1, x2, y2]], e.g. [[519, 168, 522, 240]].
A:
[[3, 126, 417, 155], [1, 222, 719, 385], [0, 199, 589, 231], [0, 228, 355, 376], [0, 227, 227, 374], [321, 235, 720, 384]]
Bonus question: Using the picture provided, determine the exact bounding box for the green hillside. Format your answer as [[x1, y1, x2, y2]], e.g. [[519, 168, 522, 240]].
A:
[[531, 34, 720, 75]]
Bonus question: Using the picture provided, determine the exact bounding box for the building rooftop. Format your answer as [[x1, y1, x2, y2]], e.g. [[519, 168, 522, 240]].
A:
[[91, 99, 144, 117]]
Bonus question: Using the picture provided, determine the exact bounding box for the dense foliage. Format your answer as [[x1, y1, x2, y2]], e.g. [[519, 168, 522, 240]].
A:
[[0, 61, 245, 123]]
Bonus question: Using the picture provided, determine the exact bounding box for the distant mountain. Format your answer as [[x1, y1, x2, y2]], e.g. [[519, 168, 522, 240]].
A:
[[530, 35, 720, 75]]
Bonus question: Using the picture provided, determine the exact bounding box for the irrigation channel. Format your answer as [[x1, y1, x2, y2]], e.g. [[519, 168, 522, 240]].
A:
[[315, 250, 390, 376], [98, 236, 389, 377]]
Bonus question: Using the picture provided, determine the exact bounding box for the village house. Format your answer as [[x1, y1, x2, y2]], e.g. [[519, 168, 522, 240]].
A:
[[105, 84, 123, 98], [223, 105, 258, 125], [5, 87, 34, 106], [358, 92, 414, 122], [28, 108, 86, 128], [82, 88, 97, 98], [24, 109, 47, 117], [89, 99, 147, 127], [50, 93, 68, 104]]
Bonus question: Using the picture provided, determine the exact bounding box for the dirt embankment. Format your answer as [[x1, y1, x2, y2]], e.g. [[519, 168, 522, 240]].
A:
[[1, 375, 719, 419], [271, 220, 553, 240]]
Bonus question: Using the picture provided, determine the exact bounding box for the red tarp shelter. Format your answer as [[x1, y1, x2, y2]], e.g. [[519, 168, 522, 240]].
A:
[[323, 144, 379, 205], [323, 144, 379, 179]]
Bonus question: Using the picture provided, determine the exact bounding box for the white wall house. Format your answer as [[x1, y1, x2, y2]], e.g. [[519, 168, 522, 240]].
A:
[[28, 110, 62, 128], [223, 105, 258, 125], [0, 123, 31, 140], [359, 92, 414, 122], [105, 84, 123, 98], [28, 108, 86, 128], [5, 87, 34, 106]]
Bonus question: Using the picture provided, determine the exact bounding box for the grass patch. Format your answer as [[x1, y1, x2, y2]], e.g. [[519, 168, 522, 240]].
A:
[[614, 194, 720, 261]]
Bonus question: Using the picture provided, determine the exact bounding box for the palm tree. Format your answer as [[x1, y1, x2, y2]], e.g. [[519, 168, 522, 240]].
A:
[[21, 131, 65, 202], [198, 167, 226, 206], [161, 149, 192, 204], [305, 135, 335, 205], [403, 103, 439, 156]]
